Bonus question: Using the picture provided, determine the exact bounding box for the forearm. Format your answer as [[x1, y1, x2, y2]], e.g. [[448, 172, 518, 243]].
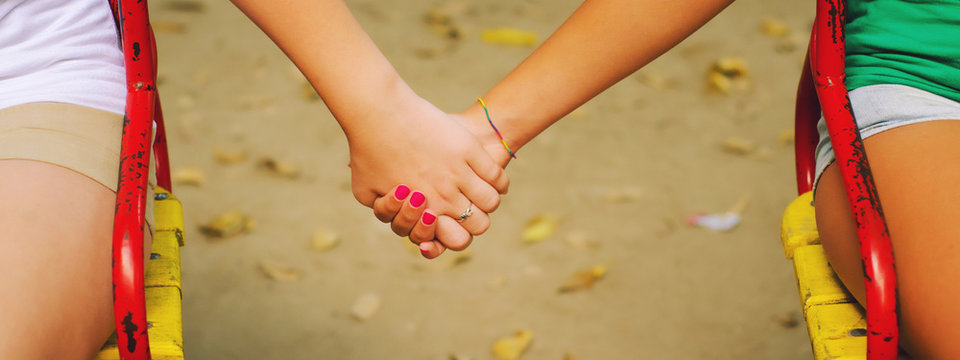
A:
[[230, 0, 416, 137], [466, 0, 733, 152]]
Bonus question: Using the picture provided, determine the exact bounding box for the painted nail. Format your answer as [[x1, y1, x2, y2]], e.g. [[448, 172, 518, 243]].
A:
[[421, 212, 436, 226], [409, 192, 425, 207], [420, 247, 430, 256], [394, 185, 411, 200]]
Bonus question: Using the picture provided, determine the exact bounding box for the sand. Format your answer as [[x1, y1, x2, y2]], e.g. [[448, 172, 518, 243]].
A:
[[150, 0, 815, 358]]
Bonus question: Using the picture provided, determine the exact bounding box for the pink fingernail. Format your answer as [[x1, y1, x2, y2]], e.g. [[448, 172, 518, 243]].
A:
[[420, 247, 430, 255], [394, 185, 410, 200], [409, 192, 425, 207], [421, 212, 436, 226]]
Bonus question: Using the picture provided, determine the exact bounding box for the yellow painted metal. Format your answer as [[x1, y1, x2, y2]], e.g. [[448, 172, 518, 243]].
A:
[[794, 245, 856, 312], [806, 302, 867, 360], [781, 191, 820, 259], [782, 193, 866, 360], [96, 187, 185, 360]]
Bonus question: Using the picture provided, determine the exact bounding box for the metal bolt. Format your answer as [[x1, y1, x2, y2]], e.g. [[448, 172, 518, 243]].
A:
[[155, 193, 168, 200]]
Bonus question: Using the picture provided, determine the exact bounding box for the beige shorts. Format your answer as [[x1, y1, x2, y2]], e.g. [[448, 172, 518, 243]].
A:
[[0, 102, 154, 228]]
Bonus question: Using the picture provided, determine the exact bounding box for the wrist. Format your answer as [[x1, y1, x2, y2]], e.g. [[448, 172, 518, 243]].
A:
[[459, 101, 521, 167]]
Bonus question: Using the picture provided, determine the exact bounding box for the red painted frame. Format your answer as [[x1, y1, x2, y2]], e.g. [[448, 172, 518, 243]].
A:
[[108, 0, 172, 358], [795, 0, 899, 358]]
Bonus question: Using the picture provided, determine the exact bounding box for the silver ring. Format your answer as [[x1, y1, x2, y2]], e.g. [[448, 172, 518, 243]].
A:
[[457, 204, 473, 221]]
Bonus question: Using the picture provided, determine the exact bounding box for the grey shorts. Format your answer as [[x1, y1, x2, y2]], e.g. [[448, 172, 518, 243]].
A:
[[815, 84, 960, 185]]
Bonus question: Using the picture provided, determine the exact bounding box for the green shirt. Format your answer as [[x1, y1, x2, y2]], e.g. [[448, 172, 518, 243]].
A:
[[845, 0, 960, 102]]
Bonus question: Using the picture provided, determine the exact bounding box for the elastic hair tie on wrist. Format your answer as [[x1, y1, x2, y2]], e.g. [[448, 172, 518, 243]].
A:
[[477, 97, 517, 159]]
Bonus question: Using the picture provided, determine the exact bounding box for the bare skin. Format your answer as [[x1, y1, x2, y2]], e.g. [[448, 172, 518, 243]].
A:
[[816, 121, 960, 359], [0, 160, 152, 359]]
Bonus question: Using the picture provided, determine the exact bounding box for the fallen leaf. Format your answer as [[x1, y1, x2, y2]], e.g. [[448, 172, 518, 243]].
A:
[[565, 232, 601, 250], [351, 293, 382, 321], [311, 229, 341, 252], [521, 215, 558, 244], [151, 20, 185, 34], [448, 354, 474, 360], [481, 28, 539, 47], [558, 265, 606, 293], [259, 261, 302, 281], [300, 81, 320, 101], [163, 0, 204, 12], [258, 157, 301, 179], [706, 57, 750, 94], [450, 251, 472, 266], [778, 129, 795, 146], [424, 10, 461, 40], [602, 186, 644, 203], [721, 137, 757, 156], [199, 211, 253, 238], [775, 312, 800, 328], [760, 18, 791, 37], [213, 148, 247, 164], [172, 166, 206, 186], [491, 330, 534, 360]]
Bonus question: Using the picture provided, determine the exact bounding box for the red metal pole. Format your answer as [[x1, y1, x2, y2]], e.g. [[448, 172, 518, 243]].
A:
[[794, 48, 820, 194], [112, 0, 157, 358], [812, 0, 899, 358]]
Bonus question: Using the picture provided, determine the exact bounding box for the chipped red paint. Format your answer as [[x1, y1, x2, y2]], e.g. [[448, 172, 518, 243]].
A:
[[110, 0, 171, 358], [806, 0, 899, 358]]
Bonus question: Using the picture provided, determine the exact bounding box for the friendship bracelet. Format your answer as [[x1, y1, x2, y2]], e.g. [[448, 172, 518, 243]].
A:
[[477, 97, 518, 159]]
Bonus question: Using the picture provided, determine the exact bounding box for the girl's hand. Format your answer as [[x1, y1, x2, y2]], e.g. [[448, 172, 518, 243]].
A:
[[347, 95, 509, 249], [372, 107, 514, 258]]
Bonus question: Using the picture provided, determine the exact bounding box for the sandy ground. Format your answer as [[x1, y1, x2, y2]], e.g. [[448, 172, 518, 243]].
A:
[[150, 0, 817, 358]]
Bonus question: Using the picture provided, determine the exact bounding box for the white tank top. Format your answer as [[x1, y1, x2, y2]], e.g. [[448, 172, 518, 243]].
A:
[[0, 0, 126, 114]]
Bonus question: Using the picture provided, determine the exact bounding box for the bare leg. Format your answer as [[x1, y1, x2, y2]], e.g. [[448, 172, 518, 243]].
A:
[[0, 160, 151, 359], [816, 121, 960, 359]]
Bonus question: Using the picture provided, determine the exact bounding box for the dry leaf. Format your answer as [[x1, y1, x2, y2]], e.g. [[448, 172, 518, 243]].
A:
[[721, 137, 757, 155], [199, 211, 253, 238], [778, 129, 795, 146], [351, 293, 382, 321], [164, 0, 205, 12], [213, 148, 247, 164], [760, 18, 791, 37], [300, 81, 320, 101], [424, 10, 461, 40], [258, 157, 301, 179], [311, 229, 341, 252], [707, 57, 750, 94], [775, 312, 800, 328], [481, 28, 539, 47], [565, 232, 601, 250], [491, 330, 534, 360], [151, 20, 185, 34], [521, 215, 558, 244], [450, 251, 472, 267], [448, 355, 474, 360], [602, 187, 644, 203], [172, 166, 206, 186], [259, 261, 302, 281], [558, 265, 607, 293]]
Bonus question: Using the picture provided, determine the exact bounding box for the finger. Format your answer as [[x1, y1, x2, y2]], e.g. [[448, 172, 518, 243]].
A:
[[408, 211, 437, 244], [454, 205, 491, 236], [390, 191, 427, 237], [352, 184, 379, 208], [435, 215, 473, 251], [458, 175, 501, 213], [466, 150, 510, 194], [373, 184, 411, 223], [418, 240, 446, 259]]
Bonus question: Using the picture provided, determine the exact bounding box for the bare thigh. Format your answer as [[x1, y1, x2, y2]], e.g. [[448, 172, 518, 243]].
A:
[[815, 121, 960, 359], [0, 160, 152, 360]]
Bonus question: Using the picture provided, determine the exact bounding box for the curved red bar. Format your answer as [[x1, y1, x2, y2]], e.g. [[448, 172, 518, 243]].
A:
[[812, 0, 899, 358], [111, 0, 159, 358]]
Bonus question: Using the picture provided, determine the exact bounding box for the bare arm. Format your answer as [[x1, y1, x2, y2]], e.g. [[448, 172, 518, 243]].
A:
[[463, 0, 735, 162]]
